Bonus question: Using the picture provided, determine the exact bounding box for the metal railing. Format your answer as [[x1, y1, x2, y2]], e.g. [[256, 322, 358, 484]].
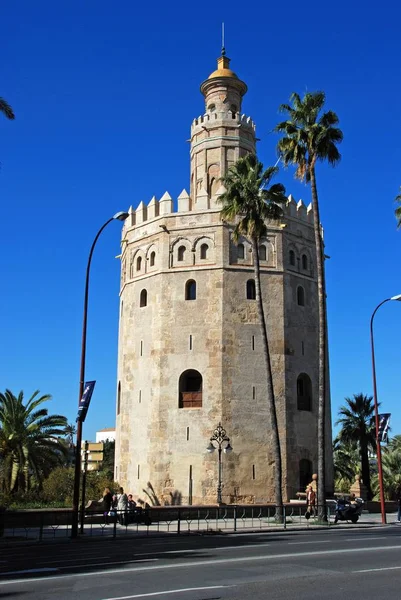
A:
[[0, 504, 333, 542]]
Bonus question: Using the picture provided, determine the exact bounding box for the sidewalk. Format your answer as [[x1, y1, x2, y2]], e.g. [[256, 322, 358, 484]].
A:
[[1, 510, 399, 546]]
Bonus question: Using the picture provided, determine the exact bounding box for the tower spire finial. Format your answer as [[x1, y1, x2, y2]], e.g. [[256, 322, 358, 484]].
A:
[[221, 22, 226, 56]]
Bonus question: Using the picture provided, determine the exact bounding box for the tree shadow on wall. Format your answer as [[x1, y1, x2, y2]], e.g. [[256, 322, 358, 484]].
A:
[[139, 482, 182, 506]]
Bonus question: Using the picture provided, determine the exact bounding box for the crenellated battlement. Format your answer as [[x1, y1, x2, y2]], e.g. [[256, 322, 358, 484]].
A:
[[191, 112, 256, 132], [123, 190, 314, 230], [283, 194, 314, 225]]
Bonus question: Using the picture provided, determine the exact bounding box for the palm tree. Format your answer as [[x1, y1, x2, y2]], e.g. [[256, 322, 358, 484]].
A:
[[0, 97, 15, 120], [64, 423, 77, 447], [0, 389, 68, 493], [336, 394, 376, 499], [332, 438, 360, 493], [394, 187, 401, 229], [275, 91, 343, 515], [218, 153, 287, 509]]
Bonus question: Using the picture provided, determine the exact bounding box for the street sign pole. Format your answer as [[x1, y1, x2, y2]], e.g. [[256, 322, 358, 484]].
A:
[[80, 440, 89, 534]]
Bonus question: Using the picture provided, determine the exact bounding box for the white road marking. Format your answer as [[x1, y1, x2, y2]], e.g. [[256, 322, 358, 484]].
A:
[[344, 536, 388, 542], [101, 586, 232, 600], [288, 540, 331, 545], [354, 566, 401, 573], [3, 544, 401, 586]]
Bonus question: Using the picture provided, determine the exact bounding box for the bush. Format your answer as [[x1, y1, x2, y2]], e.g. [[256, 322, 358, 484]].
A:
[[42, 467, 119, 506]]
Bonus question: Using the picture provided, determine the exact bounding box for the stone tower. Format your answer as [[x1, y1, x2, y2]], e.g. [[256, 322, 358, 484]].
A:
[[115, 51, 334, 504]]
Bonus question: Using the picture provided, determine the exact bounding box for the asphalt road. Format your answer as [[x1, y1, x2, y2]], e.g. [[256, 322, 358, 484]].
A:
[[1, 526, 401, 599]]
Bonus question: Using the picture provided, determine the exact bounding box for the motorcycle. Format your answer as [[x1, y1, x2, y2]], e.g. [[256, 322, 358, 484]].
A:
[[334, 497, 364, 523]]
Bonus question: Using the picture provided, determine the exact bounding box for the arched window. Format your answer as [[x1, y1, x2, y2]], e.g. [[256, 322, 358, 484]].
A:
[[259, 245, 267, 261], [150, 251, 155, 267], [297, 286, 305, 306], [136, 256, 142, 271], [237, 243, 245, 260], [246, 279, 256, 300], [208, 103, 216, 112], [230, 104, 237, 118], [185, 280, 196, 300], [140, 289, 147, 307], [178, 246, 186, 261], [299, 459, 312, 491], [302, 254, 308, 270], [117, 381, 121, 415], [289, 250, 295, 266], [297, 373, 312, 411], [179, 369, 202, 408], [200, 244, 208, 260]]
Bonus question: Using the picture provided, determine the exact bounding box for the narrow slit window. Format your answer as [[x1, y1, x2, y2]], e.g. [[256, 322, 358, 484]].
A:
[[139, 390, 142, 404], [246, 279, 256, 300], [252, 335, 255, 351], [140, 340, 143, 356], [252, 386, 256, 400], [189, 334, 192, 350], [289, 250, 295, 266], [140, 289, 147, 307], [136, 256, 142, 271], [185, 280, 196, 301], [252, 465, 256, 480], [137, 465, 140, 479], [302, 254, 308, 270], [302, 341, 305, 356], [150, 251, 156, 267], [187, 427, 190, 441], [297, 286, 305, 306]]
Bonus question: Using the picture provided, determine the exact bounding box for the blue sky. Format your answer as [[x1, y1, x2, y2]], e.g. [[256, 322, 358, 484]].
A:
[[1, 1, 400, 442]]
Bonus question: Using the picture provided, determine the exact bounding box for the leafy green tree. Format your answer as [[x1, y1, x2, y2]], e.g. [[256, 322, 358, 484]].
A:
[[101, 439, 115, 478], [219, 154, 287, 509], [336, 394, 376, 499], [275, 91, 343, 513], [394, 187, 401, 229], [0, 97, 15, 120], [0, 389, 68, 493], [371, 441, 401, 500], [43, 467, 119, 506]]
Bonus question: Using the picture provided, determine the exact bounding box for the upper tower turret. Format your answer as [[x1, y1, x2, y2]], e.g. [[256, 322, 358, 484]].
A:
[[190, 51, 256, 208]]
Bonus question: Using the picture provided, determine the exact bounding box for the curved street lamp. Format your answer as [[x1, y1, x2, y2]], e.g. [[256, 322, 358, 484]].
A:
[[207, 422, 233, 505], [71, 211, 129, 538], [370, 294, 401, 525]]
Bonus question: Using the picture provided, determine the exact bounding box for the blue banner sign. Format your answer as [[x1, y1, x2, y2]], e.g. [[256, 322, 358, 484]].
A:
[[76, 380, 96, 423], [378, 413, 391, 443]]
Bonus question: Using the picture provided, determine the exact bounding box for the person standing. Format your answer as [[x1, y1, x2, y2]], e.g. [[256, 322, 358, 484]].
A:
[[117, 487, 128, 525], [101, 487, 113, 525], [306, 485, 316, 517]]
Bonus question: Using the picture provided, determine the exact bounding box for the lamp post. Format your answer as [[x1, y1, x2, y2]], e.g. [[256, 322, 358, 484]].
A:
[[206, 422, 233, 505], [370, 294, 401, 525], [71, 211, 129, 539]]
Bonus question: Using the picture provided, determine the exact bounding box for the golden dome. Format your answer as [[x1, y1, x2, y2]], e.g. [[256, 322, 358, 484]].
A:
[[208, 55, 238, 80]]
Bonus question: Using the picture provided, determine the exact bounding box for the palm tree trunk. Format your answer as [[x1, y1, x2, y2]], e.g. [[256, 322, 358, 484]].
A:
[[252, 237, 283, 511], [360, 440, 372, 500], [309, 165, 327, 520]]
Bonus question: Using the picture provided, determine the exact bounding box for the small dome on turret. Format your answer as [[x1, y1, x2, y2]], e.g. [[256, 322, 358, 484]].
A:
[[208, 55, 239, 80]]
